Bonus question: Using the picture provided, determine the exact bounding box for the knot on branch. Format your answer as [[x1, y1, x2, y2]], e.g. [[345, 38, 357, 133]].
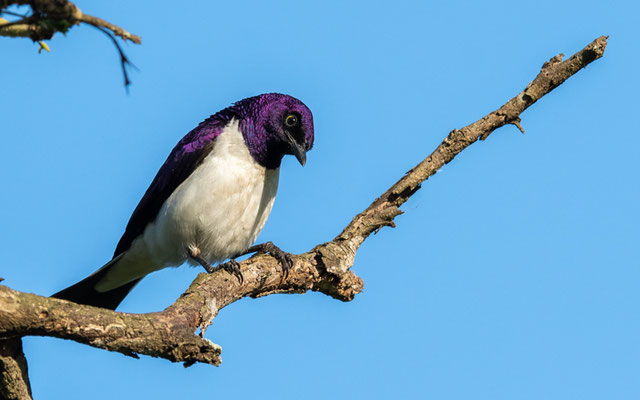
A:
[[315, 241, 356, 276], [312, 243, 363, 301], [542, 53, 564, 71], [176, 339, 221, 368]]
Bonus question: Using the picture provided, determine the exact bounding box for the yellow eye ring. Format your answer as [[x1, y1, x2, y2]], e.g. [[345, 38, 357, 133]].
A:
[[285, 114, 298, 127]]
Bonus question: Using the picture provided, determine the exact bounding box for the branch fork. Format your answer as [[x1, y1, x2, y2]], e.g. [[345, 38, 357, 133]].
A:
[[0, 35, 609, 399], [0, 1, 140, 43], [1, 0, 141, 87]]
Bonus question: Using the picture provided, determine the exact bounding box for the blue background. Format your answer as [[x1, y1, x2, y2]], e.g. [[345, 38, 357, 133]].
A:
[[2, 0, 638, 398]]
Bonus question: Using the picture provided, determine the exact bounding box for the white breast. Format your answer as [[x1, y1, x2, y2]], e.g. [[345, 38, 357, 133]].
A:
[[96, 120, 279, 292]]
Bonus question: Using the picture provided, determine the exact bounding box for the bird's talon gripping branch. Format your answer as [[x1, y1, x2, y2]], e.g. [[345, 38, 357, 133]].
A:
[[244, 241, 294, 280], [189, 246, 243, 282], [219, 259, 244, 284], [52, 94, 314, 310]]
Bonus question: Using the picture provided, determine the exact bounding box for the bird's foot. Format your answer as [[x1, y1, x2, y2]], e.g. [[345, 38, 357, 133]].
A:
[[244, 241, 293, 280], [187, 246, 244, 284], [187, 246, 216, 273], [218, 259, 244, 284]]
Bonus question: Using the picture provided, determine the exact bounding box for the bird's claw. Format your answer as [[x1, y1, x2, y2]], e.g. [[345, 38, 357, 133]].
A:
[[218, 259, 244, 284], [188, 246, 243, 284], [245, 241, 293, 281]]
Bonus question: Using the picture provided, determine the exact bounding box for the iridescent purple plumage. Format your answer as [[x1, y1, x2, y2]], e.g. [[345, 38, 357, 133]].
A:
[[115, 93, 313, 257], [54, 93, 314, 309]]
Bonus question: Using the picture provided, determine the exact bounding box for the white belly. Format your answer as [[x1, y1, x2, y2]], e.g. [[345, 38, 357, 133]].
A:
[[95, 121, 279, 292]]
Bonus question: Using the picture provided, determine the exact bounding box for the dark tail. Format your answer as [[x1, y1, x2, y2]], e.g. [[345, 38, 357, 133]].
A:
[[52, 255, 142, 310]]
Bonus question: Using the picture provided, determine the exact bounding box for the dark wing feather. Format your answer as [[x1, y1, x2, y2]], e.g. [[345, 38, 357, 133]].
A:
[[114, 113, 234, 257], [52, 254, 142, 310]]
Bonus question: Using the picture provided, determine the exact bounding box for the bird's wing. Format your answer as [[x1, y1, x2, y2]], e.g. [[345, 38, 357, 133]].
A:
[[114, 115, 232, 257]]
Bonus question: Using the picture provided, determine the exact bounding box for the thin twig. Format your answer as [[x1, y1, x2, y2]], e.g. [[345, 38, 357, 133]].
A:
[[0, 10, 28, 18], [79, 13, 140, 44], [90, 24, 137, 88], [0, 16, 34, 30]]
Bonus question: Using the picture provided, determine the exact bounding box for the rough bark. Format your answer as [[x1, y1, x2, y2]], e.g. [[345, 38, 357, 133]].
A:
[[0, 36, 608, 398], [0, 339, 31, 400]]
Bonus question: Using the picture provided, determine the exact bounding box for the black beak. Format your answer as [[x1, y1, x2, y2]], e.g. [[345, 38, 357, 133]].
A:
[[285, 130, 307, 166]]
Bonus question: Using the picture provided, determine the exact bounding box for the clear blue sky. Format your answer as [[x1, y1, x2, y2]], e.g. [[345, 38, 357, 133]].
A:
[[2, 0, 638, 398]]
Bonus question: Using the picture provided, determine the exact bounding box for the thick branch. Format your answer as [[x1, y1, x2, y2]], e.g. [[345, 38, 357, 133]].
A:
[[0, 36, 608, 370], [0, 251, 363, 366], [0, 339, 31, 400]]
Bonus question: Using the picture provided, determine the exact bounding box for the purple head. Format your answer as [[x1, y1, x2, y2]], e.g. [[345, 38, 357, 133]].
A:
[[234, 93, 314, 169]]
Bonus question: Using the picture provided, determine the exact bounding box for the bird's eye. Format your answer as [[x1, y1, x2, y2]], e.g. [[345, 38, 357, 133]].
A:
[[284, 114, 298, 127]]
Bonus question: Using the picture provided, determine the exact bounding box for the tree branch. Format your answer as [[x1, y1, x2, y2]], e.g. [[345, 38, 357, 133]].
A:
[[77, 12, 140, 44], [1, 0, 141, 87], [0, 12, 140, 44], [0, 338, 31, 400], [0, 36, 608, 378], [0, 1, 140, 43]]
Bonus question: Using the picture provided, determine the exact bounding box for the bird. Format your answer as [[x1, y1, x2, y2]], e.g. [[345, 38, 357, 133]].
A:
[[53, 93, 314, 310]]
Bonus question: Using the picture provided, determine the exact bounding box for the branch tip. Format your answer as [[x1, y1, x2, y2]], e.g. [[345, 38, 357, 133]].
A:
[[512, 118, 525, 134]]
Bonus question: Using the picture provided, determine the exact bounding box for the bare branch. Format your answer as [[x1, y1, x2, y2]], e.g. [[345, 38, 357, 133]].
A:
[[0, 16, 38, 37], [0, 1, 139, 43], [0, 339, 32, 400], [0, 36, 608, 373], [335, 36, 609, 250], [0, 0, 141, 87], [78, 13, 140, 44], [0, 251, 363, 366]]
